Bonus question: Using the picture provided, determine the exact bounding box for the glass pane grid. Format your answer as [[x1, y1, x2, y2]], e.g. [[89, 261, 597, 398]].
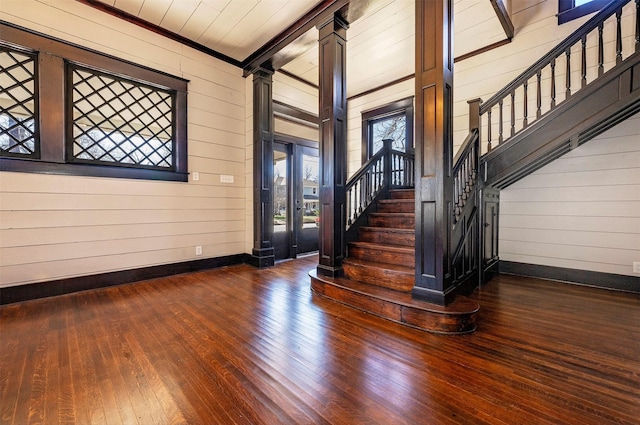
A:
[[371, 114, 406, 155], [70, 65, 173, 169], [0, 47, 37, 157]]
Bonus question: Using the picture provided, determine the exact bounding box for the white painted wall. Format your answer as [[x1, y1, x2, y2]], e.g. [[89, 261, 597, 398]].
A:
[[273, 72, 319, 142], [0, 0, 247, 287], [453, 0, 640, 277], [500, 112, 640, 276]]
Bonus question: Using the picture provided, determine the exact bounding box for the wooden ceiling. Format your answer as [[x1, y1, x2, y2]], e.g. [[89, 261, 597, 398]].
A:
[[90, 0, 511, 96]]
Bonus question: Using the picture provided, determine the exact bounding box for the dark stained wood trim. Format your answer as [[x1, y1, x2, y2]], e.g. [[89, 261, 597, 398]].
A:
[[499, 261, 640, 294], [347, 74, 415, 102], [250, 69, 276, 268], [490, 0, 515, 40], [242, 0, 350, 76], [278, 69, 319, 90], [316, 14, 348, 278], [412, 0, 455, 306], [74, 0, 242, 68], [0, 254, 249, 305], [273, 100, 319, 128], [454, 39, 512, 63]]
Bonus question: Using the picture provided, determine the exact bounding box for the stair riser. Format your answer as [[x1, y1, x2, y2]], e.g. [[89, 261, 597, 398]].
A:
[[358, 230, 414, 247], [377, 201, 414, 213], [389, 190, 415, 199], [343, 262, 414, 292], [369, 215, 415, 229], [347, 245, 414, 267]]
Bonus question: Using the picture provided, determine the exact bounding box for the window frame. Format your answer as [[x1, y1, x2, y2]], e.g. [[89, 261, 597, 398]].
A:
[[361, 97, 414, 164], [558, 0, 609, 24], [0, 22, 188, 182]]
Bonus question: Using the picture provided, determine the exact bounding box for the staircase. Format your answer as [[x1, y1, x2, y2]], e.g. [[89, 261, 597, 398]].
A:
[[343, 188, 415, 292], [310, 170, 479, 335], [311, 0, 639, 335]]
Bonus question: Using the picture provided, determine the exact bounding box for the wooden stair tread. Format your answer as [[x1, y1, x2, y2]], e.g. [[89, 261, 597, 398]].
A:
[[389, 189, 415, 199], [370, 212, 415, 217], [342, 257, 413, 273], [378, 199, 414, 204], [359, 226, 414, 234], [348, 241, 413, 254], [309, 269, 478, 334]]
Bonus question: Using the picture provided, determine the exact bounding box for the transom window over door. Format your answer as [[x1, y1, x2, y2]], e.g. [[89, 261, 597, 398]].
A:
[[361, 97, 413, 163]]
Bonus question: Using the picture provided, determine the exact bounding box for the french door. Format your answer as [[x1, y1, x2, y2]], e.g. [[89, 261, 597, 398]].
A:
[[272, 140, 319, 260]]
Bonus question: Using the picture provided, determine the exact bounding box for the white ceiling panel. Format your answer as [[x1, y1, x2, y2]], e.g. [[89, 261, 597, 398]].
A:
[[93, 0, 510, 96]]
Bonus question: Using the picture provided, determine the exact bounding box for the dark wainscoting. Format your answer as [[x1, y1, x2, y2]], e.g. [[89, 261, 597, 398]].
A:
[[0, 254, 249, 305], [500, 261, 640, 294]]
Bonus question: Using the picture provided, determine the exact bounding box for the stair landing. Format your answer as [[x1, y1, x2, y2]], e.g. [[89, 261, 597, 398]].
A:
[[310, 269, 479, 335]]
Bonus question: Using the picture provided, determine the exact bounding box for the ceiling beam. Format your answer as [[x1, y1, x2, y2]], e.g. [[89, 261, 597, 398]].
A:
[[490, 0, 515, 40], [241, 0, 349, 77]]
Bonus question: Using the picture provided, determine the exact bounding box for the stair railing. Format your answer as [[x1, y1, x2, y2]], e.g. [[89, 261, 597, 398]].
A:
[[479, 0, 639, 153], [450, 99, 481, 287], [345, 139, 414, 236]]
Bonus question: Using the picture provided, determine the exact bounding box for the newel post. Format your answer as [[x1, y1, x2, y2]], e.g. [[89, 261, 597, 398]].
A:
[[383, 139, 393, 189], [468, 98, 482, 133]]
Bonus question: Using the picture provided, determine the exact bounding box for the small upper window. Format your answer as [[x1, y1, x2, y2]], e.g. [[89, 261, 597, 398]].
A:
[[558, 0, 609, 24], [361, 97, 413, 163]]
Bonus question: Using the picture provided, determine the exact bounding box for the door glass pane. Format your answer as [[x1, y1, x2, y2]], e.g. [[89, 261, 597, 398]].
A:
[[273, 150, 288, 233], [302, 153, 319, 229], [371, 114, 406, 155]]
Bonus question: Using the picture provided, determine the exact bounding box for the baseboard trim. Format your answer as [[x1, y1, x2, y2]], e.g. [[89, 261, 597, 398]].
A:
[[499, 261, 640, 294], [0, 254, 250, 305]]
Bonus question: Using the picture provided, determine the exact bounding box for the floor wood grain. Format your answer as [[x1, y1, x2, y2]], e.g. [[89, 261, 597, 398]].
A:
[[1, 255, 638, 424]]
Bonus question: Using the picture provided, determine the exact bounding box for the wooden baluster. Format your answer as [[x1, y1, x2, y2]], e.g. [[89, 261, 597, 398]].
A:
[[536, 69, 542, 119], [636, 0, 640, 52], [616, 8, 623, 65], [523, 81, 529, 128], [487, 107, 493, 151], [346, 186, 351, 225], [550, 58, 557, 109], [565, 48, 571, 98], [598, 22, 604, 77], [581, 35, 587, 88], [510, 91, 515, 137], [498, 99, 504, 144]]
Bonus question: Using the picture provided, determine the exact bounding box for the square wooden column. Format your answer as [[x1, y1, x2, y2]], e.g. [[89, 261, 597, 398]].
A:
[[413, 0, 455, 305], [317, 14, 348, 277], [250, 68, 275, 268]]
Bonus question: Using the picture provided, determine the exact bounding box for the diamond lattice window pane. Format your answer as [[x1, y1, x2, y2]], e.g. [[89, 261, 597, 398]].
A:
[[0, 47, 38, 157], [70, 65, 174, 169]]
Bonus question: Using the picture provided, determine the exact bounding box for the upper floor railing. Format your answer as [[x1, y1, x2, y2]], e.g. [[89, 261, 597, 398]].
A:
[[479, 0, 639, 153]]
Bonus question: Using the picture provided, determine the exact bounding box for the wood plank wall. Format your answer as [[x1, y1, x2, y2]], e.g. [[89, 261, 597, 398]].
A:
[[273, 72, 319, 142], [0, 0, 248, 287], [500, 112, 640, 277], [453, 0, 640, 278]]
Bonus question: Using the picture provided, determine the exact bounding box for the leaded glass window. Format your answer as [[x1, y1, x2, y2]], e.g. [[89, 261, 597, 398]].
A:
[[68, 64, 174, 169], [0, 46, 38, 158]]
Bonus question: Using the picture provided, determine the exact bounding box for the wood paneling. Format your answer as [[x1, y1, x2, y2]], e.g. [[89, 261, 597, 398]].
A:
[[1, 255, 638, 424], [499, 113, 640, 277], [0, 1, 248, 287]]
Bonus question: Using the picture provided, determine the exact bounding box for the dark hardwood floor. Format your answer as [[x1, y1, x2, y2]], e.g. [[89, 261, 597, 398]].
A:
[[1, 255, 638, 425]]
